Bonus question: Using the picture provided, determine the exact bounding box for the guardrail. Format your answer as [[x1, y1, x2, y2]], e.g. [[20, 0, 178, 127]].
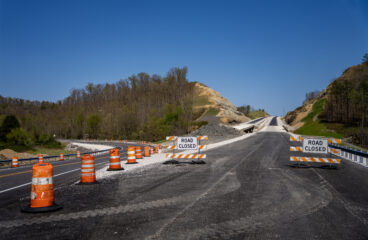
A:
[[329, 143, 368, 167], [0, 147, 121, 169]]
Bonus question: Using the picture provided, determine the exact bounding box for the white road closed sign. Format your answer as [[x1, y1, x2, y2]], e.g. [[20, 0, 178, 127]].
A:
[[177, 137, 198, 150], [302, 138, 328, 154]]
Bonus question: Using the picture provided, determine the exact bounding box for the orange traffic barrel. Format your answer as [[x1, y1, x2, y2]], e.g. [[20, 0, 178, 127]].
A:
[[12, 156, 19, 168], [59, 153, 64, 161], [127, 146, 137, 164], [150, 147, 154, 155], [107, 148, 124, 171], [135, 146, 143, 159], [21, 163, 62, 213], [77, 151, 81, 158], [155, 146, 159, 153], [144, 146, 150, 157], [38, 154, 44, 163], [79, 154, 97, 184]]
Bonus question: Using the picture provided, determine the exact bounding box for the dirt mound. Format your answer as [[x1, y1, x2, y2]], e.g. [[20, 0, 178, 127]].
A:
[[65, 143, 91, 152], [189, 123, 243, 144], [285, 100, 314, 128], [193, 82, 250, 125], [285, 89, 327, 128], [0, 149, 36, 160]]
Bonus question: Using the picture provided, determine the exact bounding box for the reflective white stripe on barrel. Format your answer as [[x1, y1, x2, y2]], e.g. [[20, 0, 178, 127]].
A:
[[81, 173, 95, 176], [82, 164, 95, 168], [82, 160, 94, 164], [109, 162, 121, 166], [32, 177, 53, 185], [110, 156, 120, 159]]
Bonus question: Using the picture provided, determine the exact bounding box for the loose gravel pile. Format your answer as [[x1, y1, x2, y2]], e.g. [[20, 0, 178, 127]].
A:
[[189, 123, 244, 144], [65, 143, 92, 153]]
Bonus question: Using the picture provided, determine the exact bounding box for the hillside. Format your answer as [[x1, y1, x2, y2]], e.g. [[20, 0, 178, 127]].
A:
[[285, 62, 368, 146], [0, 67, 263, 151], [192, 82, 250, 125]]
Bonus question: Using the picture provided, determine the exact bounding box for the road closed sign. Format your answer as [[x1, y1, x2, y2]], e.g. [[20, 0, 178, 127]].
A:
[[302, 138, 328, 154], [177, 137, 198, 150]]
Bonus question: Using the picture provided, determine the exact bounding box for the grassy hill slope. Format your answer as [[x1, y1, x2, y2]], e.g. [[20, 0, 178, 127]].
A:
[[286, 61, 368, 147]]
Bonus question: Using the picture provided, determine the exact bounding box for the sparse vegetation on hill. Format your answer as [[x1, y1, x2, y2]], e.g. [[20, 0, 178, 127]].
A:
[[286, 54, 368, 147], [237, 105, 268, 119], [295, 99, 342, 138]]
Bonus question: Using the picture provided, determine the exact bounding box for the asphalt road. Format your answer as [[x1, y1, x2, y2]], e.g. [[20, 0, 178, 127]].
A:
[[0, 143, 130, 205], [0, 118, 367, 239], [248, 117, 265, 124]]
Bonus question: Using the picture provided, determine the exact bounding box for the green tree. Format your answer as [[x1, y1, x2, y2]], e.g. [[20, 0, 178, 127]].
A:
[[6, 128, 33, 147], [0, 115, 20, 141], [87, 114, 101, 138]]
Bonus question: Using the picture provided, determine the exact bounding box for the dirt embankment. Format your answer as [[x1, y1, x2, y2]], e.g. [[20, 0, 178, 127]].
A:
[[192, 82, 250, 125], [285, 89, 327, 129], [0, 149, 35, 160]]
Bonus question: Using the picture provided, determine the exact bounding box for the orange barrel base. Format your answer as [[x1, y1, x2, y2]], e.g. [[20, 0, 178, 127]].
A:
[[21, 203, 62, 213], [107, 167, 124, 171], [126, 161, 138, 164]]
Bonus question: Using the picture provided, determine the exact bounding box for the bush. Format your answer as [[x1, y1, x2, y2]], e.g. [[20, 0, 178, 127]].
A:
[[0, 115, 20, 141], [36, 134, 62, 148], [6, 128, 33, 147]]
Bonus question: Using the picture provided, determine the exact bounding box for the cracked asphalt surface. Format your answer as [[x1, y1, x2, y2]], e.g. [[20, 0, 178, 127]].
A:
[[0, 118, 368, 239]]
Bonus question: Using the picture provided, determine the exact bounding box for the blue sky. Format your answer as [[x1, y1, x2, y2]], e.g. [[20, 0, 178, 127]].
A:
[[1, 0, 368, 115]]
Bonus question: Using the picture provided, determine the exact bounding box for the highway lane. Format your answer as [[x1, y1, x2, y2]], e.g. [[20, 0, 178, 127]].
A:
[[0, 120, 367, 239], [0, 143, 132, 203], [247, 117, 265, 124]]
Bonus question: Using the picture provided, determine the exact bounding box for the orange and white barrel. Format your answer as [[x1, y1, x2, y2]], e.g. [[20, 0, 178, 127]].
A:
[[12, 156, 19, 168], [144, 146, 150, 157], [135, 146, 143, 159], [80, 154, 96, 183], [155, 146, 159, 153], [38, 154, 44, 164], [150, 147, 154, 155], [107, 148, 124, 171], [21, 162, 62, 212], [59, 153, 64, 161], [77, 151, 81, 158], [127, 146, 137, 164]]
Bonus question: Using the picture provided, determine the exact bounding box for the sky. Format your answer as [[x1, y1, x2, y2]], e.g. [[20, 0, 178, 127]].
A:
[[1, 0, 368, 116]]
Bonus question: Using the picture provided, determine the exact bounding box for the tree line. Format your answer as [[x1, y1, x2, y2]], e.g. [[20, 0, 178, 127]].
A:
[[321, 60, 368, 145], [322, 62, 368, 126], [0, 67, 194, 148]]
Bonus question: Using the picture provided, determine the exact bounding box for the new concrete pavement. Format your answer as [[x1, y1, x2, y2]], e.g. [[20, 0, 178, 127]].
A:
[[0, 117, 367, 239]]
